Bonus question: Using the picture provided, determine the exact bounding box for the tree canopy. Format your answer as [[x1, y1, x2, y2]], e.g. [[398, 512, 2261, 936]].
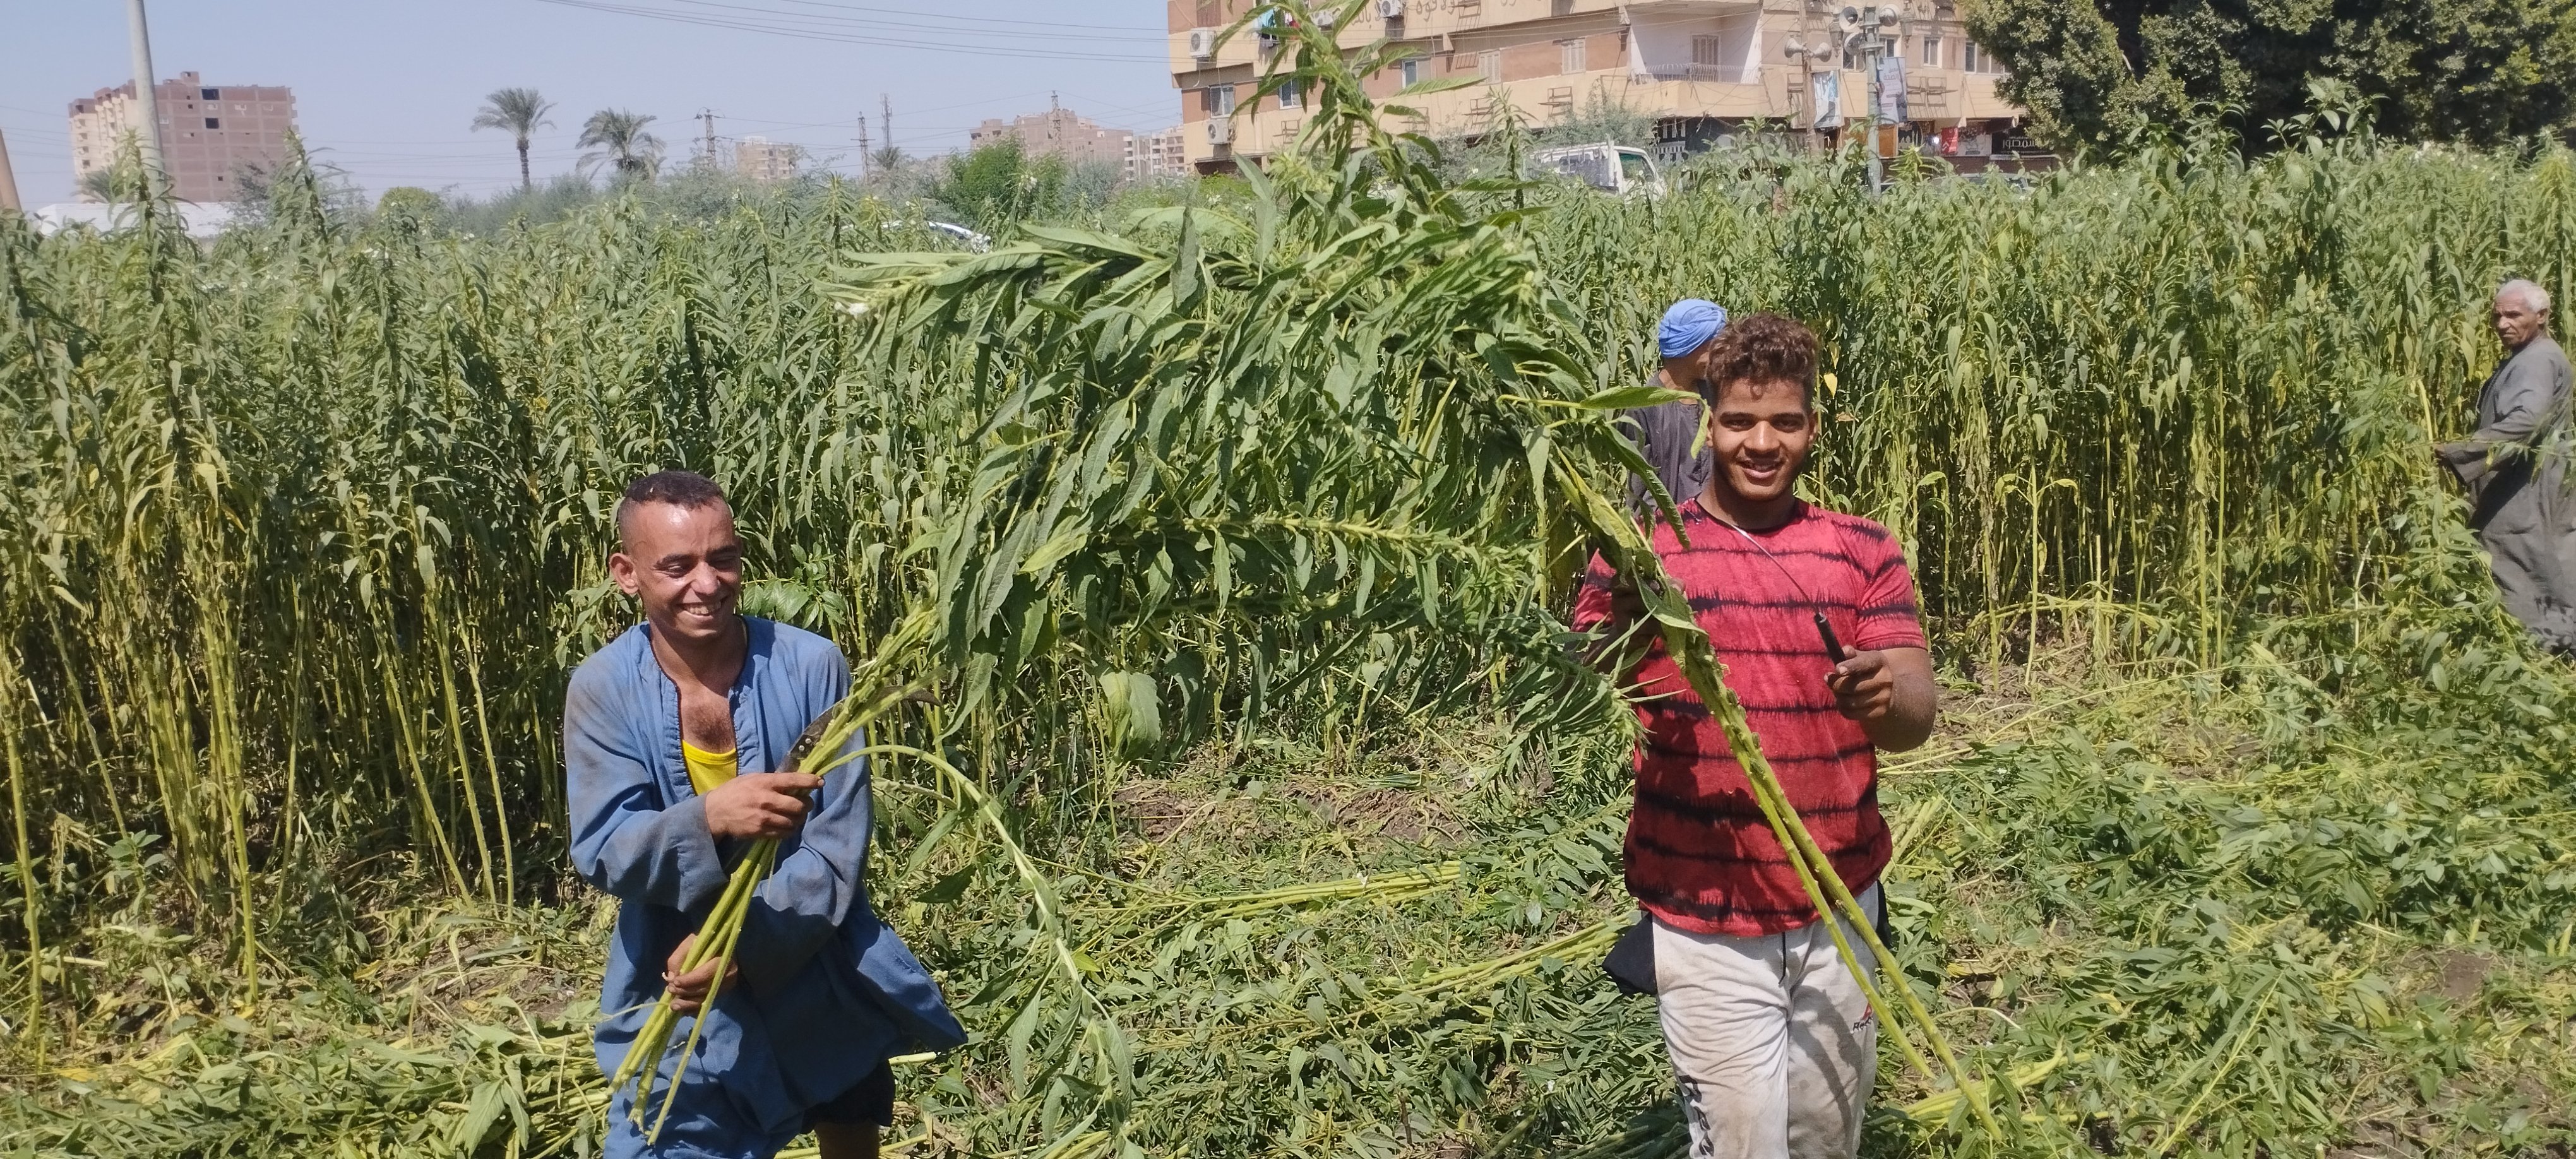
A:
[[1964, 0, 2576, 154], [576, 109, 663, 183]]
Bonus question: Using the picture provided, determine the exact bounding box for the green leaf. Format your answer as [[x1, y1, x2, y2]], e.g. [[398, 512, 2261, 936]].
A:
[[1395, 74, 1485, 98], [1575, 385, 1697, 412]]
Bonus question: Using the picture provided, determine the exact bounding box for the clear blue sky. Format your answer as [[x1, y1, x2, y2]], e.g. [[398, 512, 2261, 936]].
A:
[[0, 0, 1177, 205]]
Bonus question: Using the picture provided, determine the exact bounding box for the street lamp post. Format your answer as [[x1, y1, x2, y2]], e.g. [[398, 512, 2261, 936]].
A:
[[1860, 30, 1884, 194], [1843, 5, 1904, 195]]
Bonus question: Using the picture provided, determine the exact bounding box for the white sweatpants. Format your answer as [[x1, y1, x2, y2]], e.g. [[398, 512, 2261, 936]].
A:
[[1652, 885, 1881, 1159]]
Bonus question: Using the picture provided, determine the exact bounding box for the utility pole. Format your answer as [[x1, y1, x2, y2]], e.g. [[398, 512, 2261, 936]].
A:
[[1863, 35, 1884, 195], [855, 115, 871, 179], [701, 109, 719, 172], [880, 93, 893, 165], [0, 127, 22, 213], [123, 0, 164, 182]]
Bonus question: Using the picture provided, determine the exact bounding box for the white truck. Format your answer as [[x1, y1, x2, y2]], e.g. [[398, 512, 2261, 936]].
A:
[[1529, 143, 1666, 198]]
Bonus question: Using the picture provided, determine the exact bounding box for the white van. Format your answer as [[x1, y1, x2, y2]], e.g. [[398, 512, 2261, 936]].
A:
[[1529, 143, 1666, 198]]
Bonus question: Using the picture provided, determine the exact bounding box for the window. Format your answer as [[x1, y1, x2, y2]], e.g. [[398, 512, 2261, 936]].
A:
[[1919, 35, 1941, 68], [1202, 85, 1236, 116], [201, 87, 218, 100], [1399, 57, 1421, 86], [1279, 78, 1301, 108], [205, 117, 220, 129], [1964, 42, 1998, 73], [1692, 35, 1725, 67], [1478, 49, 1502, 81], [1560, 38, 1587, 74]]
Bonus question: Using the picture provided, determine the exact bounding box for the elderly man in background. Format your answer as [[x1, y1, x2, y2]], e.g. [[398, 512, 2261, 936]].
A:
[[1626, 299, 1728, 517], [2441, 278, 2576, 654]]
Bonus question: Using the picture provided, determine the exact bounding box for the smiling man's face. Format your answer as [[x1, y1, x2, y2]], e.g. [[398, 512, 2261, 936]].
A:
[[1706, 375, 1815, 506], [609, 500, 744, 648]]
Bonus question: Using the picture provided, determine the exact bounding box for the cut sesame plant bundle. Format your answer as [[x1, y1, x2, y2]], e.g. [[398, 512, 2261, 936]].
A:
[[802, 2, 1997, 1145]]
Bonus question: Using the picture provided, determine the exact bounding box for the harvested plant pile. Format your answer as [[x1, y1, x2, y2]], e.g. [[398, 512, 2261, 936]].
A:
[[0, 21, 2570, 1156]]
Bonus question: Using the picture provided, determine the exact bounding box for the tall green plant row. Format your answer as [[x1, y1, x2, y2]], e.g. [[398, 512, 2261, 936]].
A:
[[0, 1, 2568, 1150]]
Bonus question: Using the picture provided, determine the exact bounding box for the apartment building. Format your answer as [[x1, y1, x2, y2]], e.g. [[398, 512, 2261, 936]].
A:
[[1127, 124, 1191, 181], [736, 136, 802, 182], [70, 71, 296, 203], [970, 103, 1135, 170], [1166, 1, 2035, 174]]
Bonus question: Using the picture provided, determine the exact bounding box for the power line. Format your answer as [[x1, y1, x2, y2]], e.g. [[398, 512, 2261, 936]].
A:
[[722, 90, 1060, 128], [611, 0, 1161, 42], [532, 0, 1167, 62], [701, 0, 1160, 33]]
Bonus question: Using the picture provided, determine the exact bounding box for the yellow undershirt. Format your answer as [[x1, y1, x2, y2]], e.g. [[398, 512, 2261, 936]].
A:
[[682, 740, 739, 796]]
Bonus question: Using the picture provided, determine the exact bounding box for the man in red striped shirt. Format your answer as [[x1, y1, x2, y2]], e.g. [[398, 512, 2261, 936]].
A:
[[1575, 312, 1935, 1158]]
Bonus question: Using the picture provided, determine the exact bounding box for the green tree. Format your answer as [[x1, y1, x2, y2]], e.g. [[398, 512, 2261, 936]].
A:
[[471, 87, 555, 192], [375, 186, 441, 221], [576, 109, 664, 184], [933, 136, 1067, 228], [1964, 0, 2576, 154]]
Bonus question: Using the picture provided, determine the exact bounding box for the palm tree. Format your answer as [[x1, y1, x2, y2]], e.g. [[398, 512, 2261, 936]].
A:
[[471, 87, 554, 193], [577, 110, 664, 184]]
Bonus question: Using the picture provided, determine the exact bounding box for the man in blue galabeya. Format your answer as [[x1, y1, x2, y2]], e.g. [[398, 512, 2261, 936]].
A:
[[567, 470, 965, 1159]]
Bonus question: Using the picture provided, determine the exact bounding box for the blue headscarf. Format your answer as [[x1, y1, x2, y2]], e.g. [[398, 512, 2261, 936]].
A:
[[1657, 299, 1727, 359]]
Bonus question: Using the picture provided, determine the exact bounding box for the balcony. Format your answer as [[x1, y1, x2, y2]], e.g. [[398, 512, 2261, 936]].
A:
[[1642, 62, 1758, 85]]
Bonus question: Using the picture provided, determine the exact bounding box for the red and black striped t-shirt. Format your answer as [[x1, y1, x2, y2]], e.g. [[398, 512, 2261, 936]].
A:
[[1571, 498, 1926, 937]]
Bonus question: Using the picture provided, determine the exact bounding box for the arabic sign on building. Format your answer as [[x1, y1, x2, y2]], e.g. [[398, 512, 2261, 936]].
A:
[[1874, 56, 1908, 123]]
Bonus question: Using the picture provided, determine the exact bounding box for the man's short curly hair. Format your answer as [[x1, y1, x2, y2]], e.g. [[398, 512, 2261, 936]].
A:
[[615, 470, 729, 542], [1703, 312, 1819, 408]]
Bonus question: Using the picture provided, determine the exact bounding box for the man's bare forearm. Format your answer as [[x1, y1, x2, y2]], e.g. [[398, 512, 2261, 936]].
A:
[[1858, 671, 1936, 752]]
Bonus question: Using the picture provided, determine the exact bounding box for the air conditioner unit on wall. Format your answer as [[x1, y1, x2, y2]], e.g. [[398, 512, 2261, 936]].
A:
[[1376, 0, 1405, 16], [1188, 27, 1217, 59], [1207, 119, 1234, 145]]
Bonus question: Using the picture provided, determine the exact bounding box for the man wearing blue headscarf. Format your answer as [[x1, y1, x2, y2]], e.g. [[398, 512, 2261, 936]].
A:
[[1626, 299, 1727, 518]]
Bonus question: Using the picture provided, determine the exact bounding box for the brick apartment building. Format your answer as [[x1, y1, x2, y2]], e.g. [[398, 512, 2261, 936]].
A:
[[1126, 124, 1191, 181], [735, 136, 802, 182], [970, 103, 1135, 171], [70, 71, 297, 203], [1166, 0, 2037, 174]]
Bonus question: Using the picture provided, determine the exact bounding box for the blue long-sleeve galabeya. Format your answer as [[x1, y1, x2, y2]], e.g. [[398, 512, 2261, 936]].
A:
[[566, 617, 966, 1158]]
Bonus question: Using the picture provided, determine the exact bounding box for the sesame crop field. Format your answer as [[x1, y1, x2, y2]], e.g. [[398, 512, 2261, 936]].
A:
[[0, 35, 2572, 1159]]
